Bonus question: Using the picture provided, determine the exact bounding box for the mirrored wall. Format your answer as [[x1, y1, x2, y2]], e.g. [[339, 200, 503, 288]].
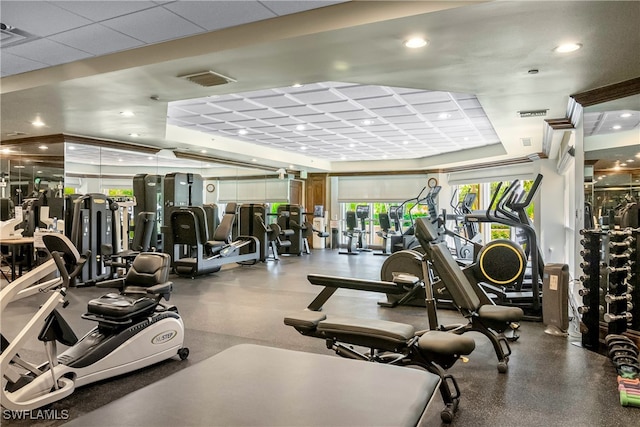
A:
[[583, 93, 640, 224]]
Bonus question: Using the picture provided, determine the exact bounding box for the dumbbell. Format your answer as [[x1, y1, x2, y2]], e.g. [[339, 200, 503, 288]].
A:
[[618, 376, 640, 387], [606, 334, 632, 346], [604, 312, 633, 323], [605, 294, 632, 304], [620, 389, 640, 407]]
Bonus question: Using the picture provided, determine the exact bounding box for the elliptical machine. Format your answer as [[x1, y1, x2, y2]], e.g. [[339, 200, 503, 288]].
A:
[[0, 233, 189, 411]]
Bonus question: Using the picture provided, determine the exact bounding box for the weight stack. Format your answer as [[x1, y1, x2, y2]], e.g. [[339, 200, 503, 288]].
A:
[[543, 263, 570, 336]]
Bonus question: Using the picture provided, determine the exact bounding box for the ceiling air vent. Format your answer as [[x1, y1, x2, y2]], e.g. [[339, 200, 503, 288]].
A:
[[517, 109, 548, 118], [179, 70, 237, 87]]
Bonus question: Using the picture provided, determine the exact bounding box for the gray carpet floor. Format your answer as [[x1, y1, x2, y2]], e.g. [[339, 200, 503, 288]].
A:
[[1, 249, 637, 426]]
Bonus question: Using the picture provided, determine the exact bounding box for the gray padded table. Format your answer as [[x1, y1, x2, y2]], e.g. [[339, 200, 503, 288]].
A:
[[63, 344, 440, 427]]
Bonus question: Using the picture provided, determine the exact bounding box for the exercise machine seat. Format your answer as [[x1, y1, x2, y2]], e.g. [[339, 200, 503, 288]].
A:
[[203, 203, 236, 253], [418, 331, 476, 355], [317, 316, 416, 343], [477, 305, 524, 322], [87, 253, 171, 319]]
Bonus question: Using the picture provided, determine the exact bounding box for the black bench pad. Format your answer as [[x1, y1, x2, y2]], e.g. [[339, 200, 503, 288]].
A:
[[418, 331, 475, 355], [62, 344, 439, 427], [478, 305, 524, 322], [318, 315, 416, 342]]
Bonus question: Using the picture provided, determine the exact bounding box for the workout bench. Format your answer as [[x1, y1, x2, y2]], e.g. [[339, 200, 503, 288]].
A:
[[62, 344, 441, 427]]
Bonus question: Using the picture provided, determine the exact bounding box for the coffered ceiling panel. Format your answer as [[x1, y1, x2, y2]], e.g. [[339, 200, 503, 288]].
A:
[[167, 81, 500, 161]]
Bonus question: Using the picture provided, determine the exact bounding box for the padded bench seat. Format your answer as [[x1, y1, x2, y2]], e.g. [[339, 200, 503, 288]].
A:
[[285, 311, 475, 357], [87, 293, 156, 318], [477, 305, 524, 322], [62, 344, 440, 427]]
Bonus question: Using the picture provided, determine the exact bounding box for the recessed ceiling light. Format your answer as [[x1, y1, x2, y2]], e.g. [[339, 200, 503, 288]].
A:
[[68, 146, 75, 150], [252, 158, 257, 162], [38, 145, 48, 150], [291, 83, 303, 88], [37, 170, 43, 173], [349, 143, 355, 148], [636, 152, 640, 158], [14, 165, 25, 169], [621, 163, 627, 166], [554, 43, 582, 53], [300, 146, 307, 150], [1, 148, 11, 153], [31, 119, 45, 127], [627, 159, 635, 162], [340, 155, 346, 160], [148, 156, 154, 160], [129, 133, 140, 137], [598, 176, 603, 180], [612, 125, 622, 130], [238, 129, 248, 135], [403, 141, 409, 145], [296, 124, 306, 131], [438, 113, 451, 119], [463, 137, 469, 141], [120, 111, 135, 117], [404, 37, 428, 49], [382, 154, 388, 159], [118, 158, 123, 162], [620, 112, 632, 118], [288, 164, 294, 169], [361, 119, 374, 126], [200, 149, 207, 153]]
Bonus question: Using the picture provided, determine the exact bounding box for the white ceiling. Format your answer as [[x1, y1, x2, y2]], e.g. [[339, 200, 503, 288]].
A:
[[1, 1, 639, 174]]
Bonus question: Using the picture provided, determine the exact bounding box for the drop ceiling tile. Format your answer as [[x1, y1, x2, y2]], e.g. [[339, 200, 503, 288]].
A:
[[412, 101, 458, 114], [262, 0, 346, 16], [330, 110, 374, 121], [240, 109, 286, 120], [294, 89, 347, 104], [253, 95, 303, 108], [0, 1, 92, 37], [164, 1, 275, 31], [181, 115, 220, 125], [295, 113, 333, 123], [49, 24, 144, 56], [4, 38, 91, 65], [277, 105, 321, 116], [395, 122, 432, 131], [175, 103, 226, 115], [213, 98, 264, 111], [458, 98, 482, 109], [337, 85, 391, 99], [101, 7, 205, 43], [400, 91, 452, 104], [465, 108, 490, 118], [369, 105, 414, 117], [54, 1, 157, 21], [206, 112, 252, 122], [313, 101, 358, 113], [0, 52, 48, 75], [384, 115, 424, 124], [433, 118, 469, 128], [267, 117, 303, 126]]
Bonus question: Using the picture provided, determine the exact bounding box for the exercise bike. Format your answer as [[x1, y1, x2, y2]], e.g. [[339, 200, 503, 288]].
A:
[[0, 233, 189, 411]]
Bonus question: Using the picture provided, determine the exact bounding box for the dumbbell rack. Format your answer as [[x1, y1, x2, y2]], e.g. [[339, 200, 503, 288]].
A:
[[579, 228, 639, 351]]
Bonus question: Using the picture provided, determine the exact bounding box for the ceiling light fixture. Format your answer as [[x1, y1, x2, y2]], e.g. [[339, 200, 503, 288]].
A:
[[554, 43, 582, 53], [238, 129, 248, 135], [300, 146, 307, 150], [252, 158, 257, 162], [438, 113, 451, 120], [200, 149, 207, 153], [349, 143, 355, 148], [627, 159, 635, 163], [118, 158, 123, 162], [120, 111, 135, 117], [31, 119, 45, 127], [38, 145, 48, 150], [14, 165, 25, 169], [291, 83, 303, 88], [612, 125, 622, 130], [403, 141, 409, 145], [404, 37, 428, 49], [148, 156, 154, 160], [296, 124, 306, 131], [620, 112, 632, 118], [621, 163, 627, 167], [1, 148, 11, 153], [361, 119, 374, 126], [68, 146, 75, 150], [129, 133, 140, 137]]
